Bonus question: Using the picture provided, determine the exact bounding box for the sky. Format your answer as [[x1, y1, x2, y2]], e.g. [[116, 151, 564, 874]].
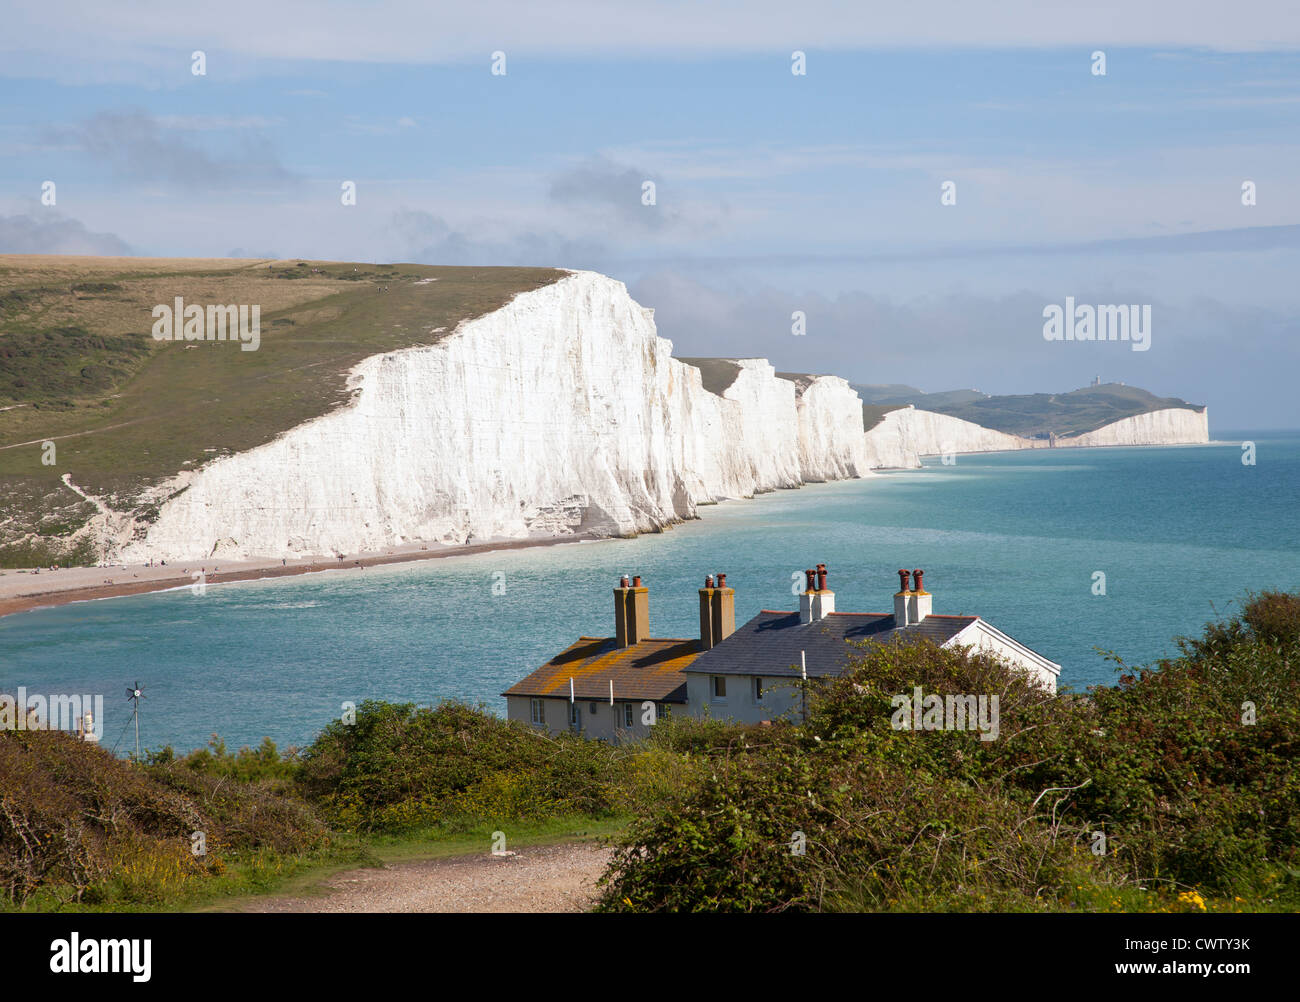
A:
[[3, 1, 1300, 428]]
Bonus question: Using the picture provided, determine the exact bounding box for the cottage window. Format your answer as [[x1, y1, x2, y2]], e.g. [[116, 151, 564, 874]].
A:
[[622, 703, 634, 727], [658, 703, 672, 721], [754, 677, 764, 702], [569, 702, 581, 727], [712, 676, 727, 699], [529, 698, 545, 725]]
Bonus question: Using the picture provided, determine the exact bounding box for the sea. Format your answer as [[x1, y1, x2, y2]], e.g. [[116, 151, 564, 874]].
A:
[[2, 433, 1297, 756]]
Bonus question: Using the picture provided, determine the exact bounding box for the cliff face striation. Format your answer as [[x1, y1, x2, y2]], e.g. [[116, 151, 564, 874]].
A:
[[116, 271, 1209, 561]]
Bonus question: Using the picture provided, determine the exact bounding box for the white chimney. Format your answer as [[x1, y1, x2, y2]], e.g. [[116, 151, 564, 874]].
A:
[[799, 564, 835, 623], [908, 569, 931, 623], [894, 568, 931, 625], [893, 568, 912, 625]]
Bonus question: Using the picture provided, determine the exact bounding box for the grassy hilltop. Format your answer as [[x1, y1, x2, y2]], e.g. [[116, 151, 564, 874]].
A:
[[0, 256, 564, 566]]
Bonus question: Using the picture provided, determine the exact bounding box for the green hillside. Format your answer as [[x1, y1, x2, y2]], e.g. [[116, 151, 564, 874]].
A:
[[852, 382, 1205, 439], [679, 357, 742, 396], [0, 255, 564, 566], [881, 387, 988, 408], [851, 383, 924, 404]]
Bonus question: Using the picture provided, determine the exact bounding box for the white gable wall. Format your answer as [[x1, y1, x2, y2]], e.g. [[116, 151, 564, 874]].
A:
[[944, 619, 1060, 693]]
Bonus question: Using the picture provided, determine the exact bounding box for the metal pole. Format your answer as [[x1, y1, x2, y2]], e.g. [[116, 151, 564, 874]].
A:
[[801, 651, 807, 724]]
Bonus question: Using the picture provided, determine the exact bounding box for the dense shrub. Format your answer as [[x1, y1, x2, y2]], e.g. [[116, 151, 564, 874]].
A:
[[599, 643, 1110, 911], [598, 591, 1300, 911], [0, 729, 325, 906], [0, 325, 147, 403], [147, 735, 300, 787], [296, 700, 628, 832], [1072, 594, 1300, 893], [1241, 590, 1300, 647]]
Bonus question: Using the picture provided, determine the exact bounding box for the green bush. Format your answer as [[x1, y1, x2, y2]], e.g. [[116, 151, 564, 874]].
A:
[[598, 591, 1300, 911], [0, 728, 325, 906], [148, 735, 300, 787], [296, 700, 627, 832], [1241, 590, 1300, 646]]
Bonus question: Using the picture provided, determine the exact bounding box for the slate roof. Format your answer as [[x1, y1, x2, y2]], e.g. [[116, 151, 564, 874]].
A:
[[683, 610, 978, 680], [502, 637, 698, 702]]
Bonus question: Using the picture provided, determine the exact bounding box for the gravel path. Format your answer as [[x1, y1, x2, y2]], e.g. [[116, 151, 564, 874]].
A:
[[239, 842, 613, 913]]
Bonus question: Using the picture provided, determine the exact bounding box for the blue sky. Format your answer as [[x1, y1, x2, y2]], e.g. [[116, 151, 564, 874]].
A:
[[3, 1, 1300, 427]]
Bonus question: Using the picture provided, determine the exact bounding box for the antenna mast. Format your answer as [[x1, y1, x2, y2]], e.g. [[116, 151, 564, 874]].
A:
[[125, 682, 145, 760]]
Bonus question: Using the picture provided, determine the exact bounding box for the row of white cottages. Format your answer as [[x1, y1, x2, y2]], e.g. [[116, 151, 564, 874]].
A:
[[503, 566, 1060, 741]]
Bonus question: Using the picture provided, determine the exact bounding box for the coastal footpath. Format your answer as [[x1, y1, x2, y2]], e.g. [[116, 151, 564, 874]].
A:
[[113, 271, 1207, 562]]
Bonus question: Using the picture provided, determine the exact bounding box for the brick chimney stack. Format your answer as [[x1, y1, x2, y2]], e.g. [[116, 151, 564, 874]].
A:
[[614, 574, 650, 648], [699, 572, 736, 650]]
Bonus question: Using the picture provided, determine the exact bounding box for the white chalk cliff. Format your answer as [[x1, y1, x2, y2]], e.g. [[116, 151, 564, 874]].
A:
[[1056, 407, 1209, 449], [117, 271, 1208, 561], [860, 402, 1210, 469], [862, 406, 1027, 469]]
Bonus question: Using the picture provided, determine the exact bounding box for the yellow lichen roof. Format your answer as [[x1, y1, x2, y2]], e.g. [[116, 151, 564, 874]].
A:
[[502, 636, 699, 702]]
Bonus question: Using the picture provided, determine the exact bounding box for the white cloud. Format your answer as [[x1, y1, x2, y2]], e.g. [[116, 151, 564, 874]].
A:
[[44, 110, 300, 190], [4, 1, 1300, 83], [0, 209, 132, 255], [343, 115, 420, 135], [154, 114, 285, 130]]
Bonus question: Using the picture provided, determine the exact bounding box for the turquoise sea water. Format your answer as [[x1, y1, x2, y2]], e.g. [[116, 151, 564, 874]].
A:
[[2, 434, 1297, 755]]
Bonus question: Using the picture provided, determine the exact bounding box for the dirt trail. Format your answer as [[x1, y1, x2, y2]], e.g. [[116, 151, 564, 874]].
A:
[[237, 842, 613, 914]]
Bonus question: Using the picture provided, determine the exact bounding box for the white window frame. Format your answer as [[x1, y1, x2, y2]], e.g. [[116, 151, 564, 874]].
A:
[[712, 676, 727, 701], [622, 702, 634, 727], [529, 698, 545, 725]]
